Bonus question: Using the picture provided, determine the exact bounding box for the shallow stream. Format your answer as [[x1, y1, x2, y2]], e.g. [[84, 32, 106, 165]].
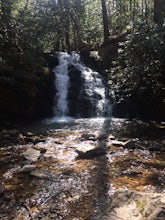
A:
[[0, 117, 165, 219]]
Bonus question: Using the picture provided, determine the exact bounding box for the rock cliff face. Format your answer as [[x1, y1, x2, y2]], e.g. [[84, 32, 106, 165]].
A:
[[68, 65, 100, 117], [68, 66, 83, 117]]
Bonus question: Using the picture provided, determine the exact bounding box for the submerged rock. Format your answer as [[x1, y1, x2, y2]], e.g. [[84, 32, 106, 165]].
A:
[[23, 148, 41, 162], [111, 139, 145, 150], [80, 133, 97, 141], [20, 164, 36, 173], [30, 169, 56, 181], [75, 147, 106, 159]]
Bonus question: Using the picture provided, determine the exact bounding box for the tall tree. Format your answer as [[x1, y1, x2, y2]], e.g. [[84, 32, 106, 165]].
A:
[[101, 0, 110, 43]]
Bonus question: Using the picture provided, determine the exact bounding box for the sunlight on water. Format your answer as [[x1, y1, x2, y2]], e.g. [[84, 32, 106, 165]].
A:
[[53, 53, 70, 116], [45, 116, 75, 124]]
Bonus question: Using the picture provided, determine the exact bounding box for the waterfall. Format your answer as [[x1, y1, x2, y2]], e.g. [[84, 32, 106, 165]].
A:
[[53, 53, 70, 116], [53, 52, 111, 117]]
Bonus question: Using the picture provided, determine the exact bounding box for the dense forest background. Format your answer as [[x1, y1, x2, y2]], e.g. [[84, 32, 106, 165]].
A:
[[0, 0, 165, 119]]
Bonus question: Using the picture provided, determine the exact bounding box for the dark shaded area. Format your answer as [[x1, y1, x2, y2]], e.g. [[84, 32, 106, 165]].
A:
[[68, 66, 83, 117]]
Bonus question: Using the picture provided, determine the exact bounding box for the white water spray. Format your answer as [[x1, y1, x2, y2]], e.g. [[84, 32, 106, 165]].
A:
[[53, 53, 70, 116], [53, 52, 111, 117]]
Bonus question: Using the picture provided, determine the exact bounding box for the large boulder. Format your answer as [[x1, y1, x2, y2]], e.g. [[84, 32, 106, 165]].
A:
[[68, 65, 102, 117]]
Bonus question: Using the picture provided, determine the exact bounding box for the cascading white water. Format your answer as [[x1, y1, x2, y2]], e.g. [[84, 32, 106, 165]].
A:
[[53, 52, 111, 117], [78, 67, 110, 116], [53, 53, 70, 116]]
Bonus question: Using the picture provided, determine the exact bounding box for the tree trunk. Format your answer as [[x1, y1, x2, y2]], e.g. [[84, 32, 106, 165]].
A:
[[101, 0, 110, 43], [154, 0, 165, 25]]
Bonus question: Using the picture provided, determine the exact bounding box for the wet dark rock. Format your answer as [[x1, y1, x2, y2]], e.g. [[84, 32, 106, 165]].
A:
[[44, 52, 59, 69], [24, 135, 46, 145], [24, 137, 34, 144], [118, 137, 130, 142], [0, 129, 46, 147], [75, 147, 106, 159], [39, 148, 47, 154], [124, 140, 138, 149], [68, 67, 82, 116]]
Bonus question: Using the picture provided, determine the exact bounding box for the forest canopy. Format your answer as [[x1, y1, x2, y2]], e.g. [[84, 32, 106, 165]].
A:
[[0, 0, 165, 119], [0, 0, 156, 53]]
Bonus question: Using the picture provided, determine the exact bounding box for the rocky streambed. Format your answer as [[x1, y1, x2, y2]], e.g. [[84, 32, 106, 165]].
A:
[[0, 119, 165, 219]]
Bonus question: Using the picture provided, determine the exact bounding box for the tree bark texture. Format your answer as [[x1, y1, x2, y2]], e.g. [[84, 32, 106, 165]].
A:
[[101, 0, 110, 43]]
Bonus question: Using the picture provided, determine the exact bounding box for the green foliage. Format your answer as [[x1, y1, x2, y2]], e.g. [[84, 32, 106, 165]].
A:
[[109, 23, 165, 105]]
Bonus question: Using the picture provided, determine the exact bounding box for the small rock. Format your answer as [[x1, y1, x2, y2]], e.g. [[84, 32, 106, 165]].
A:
[[108, 134, 115, 140], [8, 129, 19, 136], [20, 165, 36, 172], [30, 169, 55, 181], [124, 140, 136, 149], [0, 129, 9, 137], [148, 207, 165, 220], [111, 140, 125, 147], [97, 134, 107, 141], [31, 170, 49, 179], [23, 148, 41, 162], [16, 133, 25, 144], [50, 205, 59, 213], [118, 137, 130, 142], [75, 147, 106, 159], [8, 198, 16, 208], [40, 148, 47, 154], [17, 133, 24, 139], [80, 133, 96, 141], [33, 137, 46, 144], [26, 132, 34, 137]]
